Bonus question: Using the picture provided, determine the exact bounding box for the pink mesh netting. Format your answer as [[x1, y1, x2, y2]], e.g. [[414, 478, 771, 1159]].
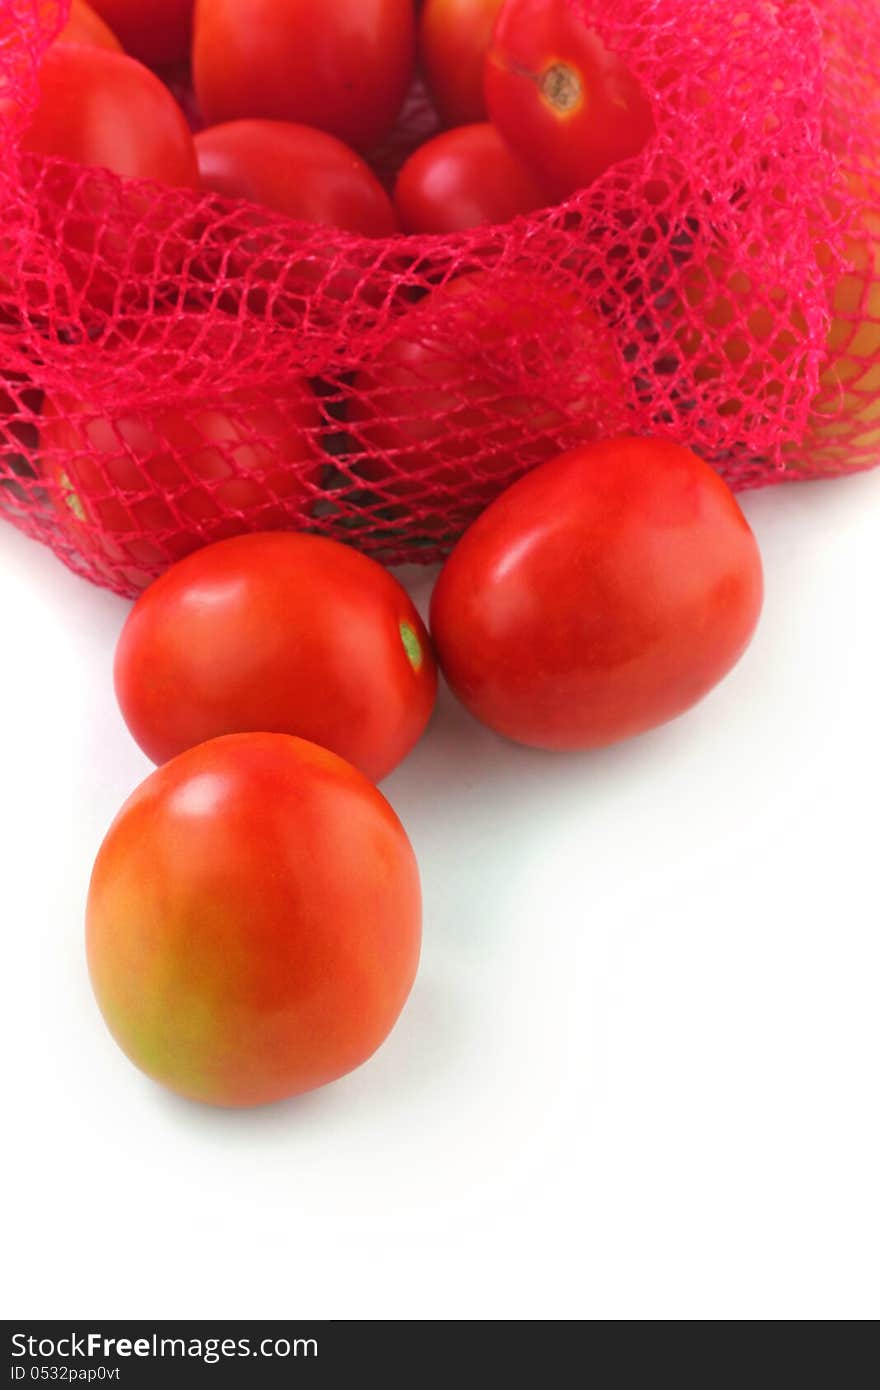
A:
[[0, 0, 878, 596]]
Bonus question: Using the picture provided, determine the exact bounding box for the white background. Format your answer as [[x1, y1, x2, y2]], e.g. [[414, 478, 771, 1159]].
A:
[[1, 470, 878, 1322]]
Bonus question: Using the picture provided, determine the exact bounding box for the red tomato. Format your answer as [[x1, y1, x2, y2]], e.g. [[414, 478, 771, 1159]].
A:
[[193, 0, 416, 153], [87, 733, 422, 1107], [22, 44, 197, 185], [41, 374, 320, 593], [485, 0, 655, 200], [347, 271, 625, 516], [114, 532, 438, 779], [57, 0, 122, 50], [419, 0, 505, 126], [430, 438, 763, 750], [196, 121, 397, 236], [394, 123, 546, 234], [87, 0, 194, 66]]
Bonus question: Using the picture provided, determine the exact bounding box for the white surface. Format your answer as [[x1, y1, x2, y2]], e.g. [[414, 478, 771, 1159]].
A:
[[1, 472, 879, 1322]]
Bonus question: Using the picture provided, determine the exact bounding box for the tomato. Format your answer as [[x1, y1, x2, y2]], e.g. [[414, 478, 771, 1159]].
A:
[[41, 353, 320, 592], [57, 0, 122, 50], [347, 271, 626, 519], [430, 438, 763, 751], [196, 120, 397, 236], [114, 532, 437, 779], [419, 0, 505, 126], [87, 0, 194, 67], [193, 0, 416, 153], [393, 123, 546, 234], [22, 44, 197, 185], [87, 733, 421, 1107], [485, 0, 654, 200]]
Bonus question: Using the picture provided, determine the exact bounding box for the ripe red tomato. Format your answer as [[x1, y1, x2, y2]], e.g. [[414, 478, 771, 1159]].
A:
[[87, 0, 194, 66], [41, 371, 320, 592], [485, 0, 655, 200], [393, 123, 546, 234], [114, 532, 438, 779], [347, 271, 625, 517], [87, 733, 422, 1107], [430, 438, 763, 750], [57, 0, 122, 50], [193, 0, 416, 153], [419, 0, 505, 126], [196, 121, 397, 236], [22, 44, 197, 185]]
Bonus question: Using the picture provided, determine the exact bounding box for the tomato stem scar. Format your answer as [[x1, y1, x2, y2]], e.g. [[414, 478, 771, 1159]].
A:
[[399, 620, 423, 672], [540, 62, 584, 115]]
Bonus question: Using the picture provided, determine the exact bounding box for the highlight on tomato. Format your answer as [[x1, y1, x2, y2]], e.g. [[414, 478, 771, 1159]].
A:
[[193, 0, 416, 153], [485, 0, 655, 199], [419, 0, 505, 127], [393, 123, 546, 234], [57, 0, 122, 50], [196, 120, 397, 236], [87, 733, 422, 1107], [114, 532, 438, 780], [430, 437, 764, 751]]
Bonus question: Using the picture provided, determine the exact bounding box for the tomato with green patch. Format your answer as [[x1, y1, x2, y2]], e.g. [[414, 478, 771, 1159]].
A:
[[87, 733, 422, 1107], [114, 532, 437, 780]]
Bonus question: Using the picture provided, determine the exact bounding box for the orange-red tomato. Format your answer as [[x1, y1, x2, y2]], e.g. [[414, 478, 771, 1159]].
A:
[[193, 0, 416, 153], [430, 438, 764, 751], [393, 123, 546, 233], [114, 532, 438, 779], [347, 271, 625, 514], [87, 0, 194, 66], [41, 377, 320, 592], [57, 0, 122, 50], [196, 120, 397, 236], [485, 0, 654, 200], [87, 733, 422, 1107], [419, 0, 505, 126]]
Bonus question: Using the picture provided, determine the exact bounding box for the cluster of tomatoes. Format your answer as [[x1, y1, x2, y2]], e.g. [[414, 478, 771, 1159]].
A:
[[89, 436, 763, 1108], [23, 0, 652, 237]]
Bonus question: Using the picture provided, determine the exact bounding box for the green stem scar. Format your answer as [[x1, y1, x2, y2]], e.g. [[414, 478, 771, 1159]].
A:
[[540, 63, 584, 115], [59, 471, 86, 523], [399, 620, 424, 672]]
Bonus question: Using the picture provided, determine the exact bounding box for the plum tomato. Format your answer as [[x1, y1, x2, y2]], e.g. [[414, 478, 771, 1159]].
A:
[[393, 123, 546, 234], [21, 44, 198, 185], [87, 732, 422, 1107], [114, 532, 438, 779], [419, 0, 505, 127], [485, 0, 655, 200], [193, 0, 416, 153], [87, 0, 194, 67], [57, 0, 123, 50], [195, 120, 397, 236], [347, 271, 626, 516], [41, 375, 320, 593], [430, 437, 763, 750]]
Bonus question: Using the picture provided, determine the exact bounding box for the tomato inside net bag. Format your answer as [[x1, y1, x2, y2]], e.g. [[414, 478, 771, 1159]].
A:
[[0, 0, 878, 596]]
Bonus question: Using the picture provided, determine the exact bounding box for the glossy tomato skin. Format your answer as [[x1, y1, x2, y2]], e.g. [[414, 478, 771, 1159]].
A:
[[394, 123, 545, 234], [193, 0, 416, 153], [87, 733, 422, 1107], [196, 121, 397, 236], [41, 380, 320, 593], [348, 271, 625, 512], [419, 0, 505, 126], [430, 438, 763, 750], [485, 0, 654, 200], [57, 0, 122, 50], [88, 0, 194, 66], [22, 44, 198, 186], [114, 532, 438, 779]]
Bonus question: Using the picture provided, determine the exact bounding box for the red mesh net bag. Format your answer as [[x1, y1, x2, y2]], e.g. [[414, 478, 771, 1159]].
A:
[[0, 0, 878, 597]]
